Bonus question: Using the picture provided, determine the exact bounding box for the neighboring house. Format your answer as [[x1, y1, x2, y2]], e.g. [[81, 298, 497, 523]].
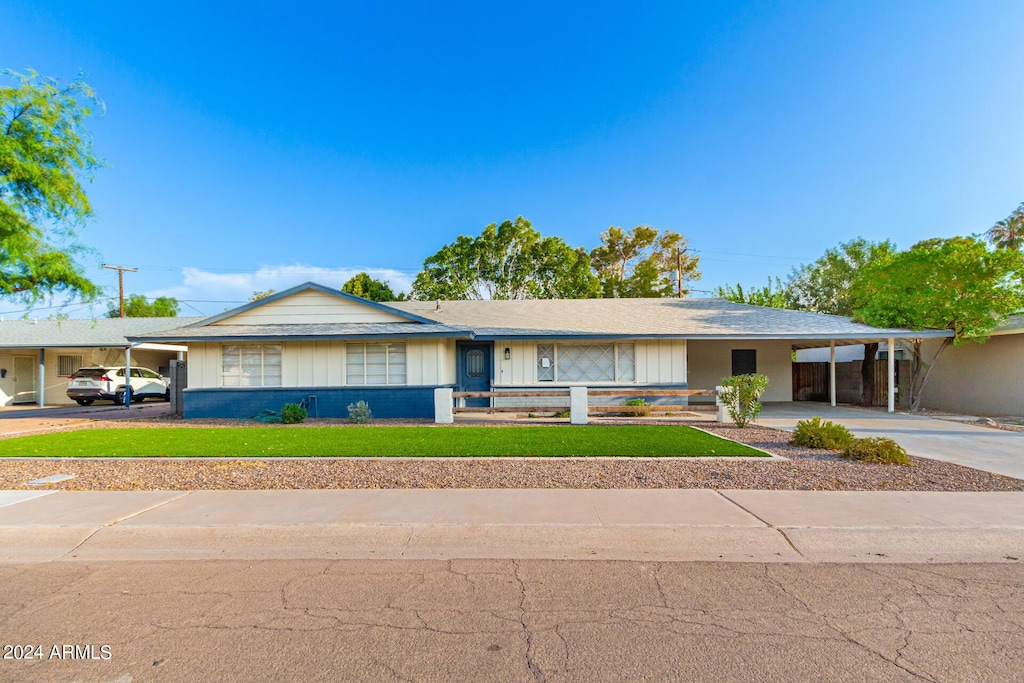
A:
[[129, 282, 951, 419], [0, 317, 200, 406], [917, 315, 1024, 417]]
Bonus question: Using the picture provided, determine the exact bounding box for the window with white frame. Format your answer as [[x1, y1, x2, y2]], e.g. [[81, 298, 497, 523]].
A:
[[346, 342, 406, 385], [57, 354, 84, 378], [536, 343, 635, 382], [221, 344, 282, 386]]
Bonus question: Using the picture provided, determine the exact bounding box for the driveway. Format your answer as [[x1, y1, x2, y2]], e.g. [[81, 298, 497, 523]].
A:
[[759, 403, 1024, 480], [0, 403, 170, 437]]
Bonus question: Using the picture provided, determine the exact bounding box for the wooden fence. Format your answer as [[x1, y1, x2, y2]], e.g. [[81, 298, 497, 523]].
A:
[[451, 389, 718, 416]]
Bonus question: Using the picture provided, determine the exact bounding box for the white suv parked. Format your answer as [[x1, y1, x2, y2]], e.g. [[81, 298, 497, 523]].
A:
[[66, 366, 171, 406]]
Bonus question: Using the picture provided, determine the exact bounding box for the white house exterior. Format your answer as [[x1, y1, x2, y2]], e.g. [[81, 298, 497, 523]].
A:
[[130, 282, 951, 419]]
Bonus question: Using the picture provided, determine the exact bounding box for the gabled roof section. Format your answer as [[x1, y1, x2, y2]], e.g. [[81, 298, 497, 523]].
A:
[[195, 282, 439, 327], [0, 317, 205, 349]]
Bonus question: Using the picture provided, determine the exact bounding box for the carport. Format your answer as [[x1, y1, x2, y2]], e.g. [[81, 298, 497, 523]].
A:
[[0, 317, 199, 407]]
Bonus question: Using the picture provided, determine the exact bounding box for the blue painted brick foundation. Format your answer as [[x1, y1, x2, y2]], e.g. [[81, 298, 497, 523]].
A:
[[183, 386, 444, 419]]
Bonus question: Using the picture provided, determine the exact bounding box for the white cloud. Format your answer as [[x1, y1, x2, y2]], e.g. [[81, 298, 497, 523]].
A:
[[146, 265, 415, 316]]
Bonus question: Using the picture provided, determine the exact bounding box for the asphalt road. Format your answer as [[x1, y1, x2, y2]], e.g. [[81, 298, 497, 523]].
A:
[[2, 559, 1022, 682]]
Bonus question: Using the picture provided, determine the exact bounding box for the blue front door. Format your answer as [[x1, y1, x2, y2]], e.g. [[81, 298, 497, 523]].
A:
[[458, 343, 492, 408]]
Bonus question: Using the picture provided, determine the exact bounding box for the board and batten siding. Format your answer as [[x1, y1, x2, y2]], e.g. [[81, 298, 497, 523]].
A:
[[686, 339, 793, 402], [492, 339, 687, 385], [187, 339, 455, 388], [214, 289, 410, 325]]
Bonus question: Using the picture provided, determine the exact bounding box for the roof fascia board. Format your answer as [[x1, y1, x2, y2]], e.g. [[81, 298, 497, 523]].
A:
[[191, 282, 439, 327], [471, 331, 954, 341]]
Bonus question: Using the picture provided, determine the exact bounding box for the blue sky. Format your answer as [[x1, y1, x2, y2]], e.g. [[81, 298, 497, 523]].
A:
[[3, 1, 1023, 317]]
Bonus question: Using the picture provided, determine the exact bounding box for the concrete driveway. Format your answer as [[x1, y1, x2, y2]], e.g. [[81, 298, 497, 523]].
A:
[[759, 403, 1024, 480], [0, 403, 170, 438]]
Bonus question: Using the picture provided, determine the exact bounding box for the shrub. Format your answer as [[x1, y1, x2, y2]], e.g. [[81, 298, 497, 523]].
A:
[[718, 374, 769, 428], [552, 411, 570, 418], [791, 417, 854, 450], [281, 403, 307, 424], [842, 437, 911, 466], [622, 398, 651, 416], [347, 400, 373, 423]]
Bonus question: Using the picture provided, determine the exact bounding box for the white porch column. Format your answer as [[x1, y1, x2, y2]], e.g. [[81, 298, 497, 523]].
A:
[[569, 386, 588, 425], [829, 340, 836, 407], [37, 348, 45, 407], [124, 345, 132, 409], [887, 337, 895, 413], [434, 388, 454, 424]]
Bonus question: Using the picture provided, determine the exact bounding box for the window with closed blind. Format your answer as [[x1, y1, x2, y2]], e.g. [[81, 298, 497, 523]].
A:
[[221, 344, 282, 386], [346, 342, 406, 385]]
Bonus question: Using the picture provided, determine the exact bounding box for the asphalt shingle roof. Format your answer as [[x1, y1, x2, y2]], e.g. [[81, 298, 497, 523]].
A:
[[389, 298, 951, 341], [132, 322, 473, 343], [0, 317, 204, 348]]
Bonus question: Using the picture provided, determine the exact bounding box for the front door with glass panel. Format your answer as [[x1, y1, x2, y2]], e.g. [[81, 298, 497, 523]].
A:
[[458, 343, 492, 408]]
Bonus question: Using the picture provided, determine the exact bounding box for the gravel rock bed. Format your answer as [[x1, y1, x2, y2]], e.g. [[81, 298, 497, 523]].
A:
[[1, 417, 1021, 492]]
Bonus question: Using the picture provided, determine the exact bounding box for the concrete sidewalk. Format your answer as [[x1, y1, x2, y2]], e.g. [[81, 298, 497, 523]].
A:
[[759, 403, 1024, 479], [2, 488, 1023, 564]]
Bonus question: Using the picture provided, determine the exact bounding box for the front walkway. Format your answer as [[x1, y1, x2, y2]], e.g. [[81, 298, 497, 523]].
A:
[[759, 403, 1024, 480]]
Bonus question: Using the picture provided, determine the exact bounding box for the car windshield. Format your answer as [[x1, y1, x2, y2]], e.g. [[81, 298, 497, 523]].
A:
[[71, 368, 106, 379]]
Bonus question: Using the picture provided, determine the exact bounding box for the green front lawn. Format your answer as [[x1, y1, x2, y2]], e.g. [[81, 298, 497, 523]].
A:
[[0, 426, 766, 458]]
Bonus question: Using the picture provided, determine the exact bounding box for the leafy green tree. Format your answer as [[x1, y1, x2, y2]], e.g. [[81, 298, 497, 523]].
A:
[[787, 238, 896, 316], [107, 294, 179, 318], [1, 70, 103, 303], [341, 272, 405, 302], [986, 202, 1024, 251], [852, 236, 1024, 411], [411, 216, 600, 300], [713, 278, 792, 308], [590, 225, 700, 297]]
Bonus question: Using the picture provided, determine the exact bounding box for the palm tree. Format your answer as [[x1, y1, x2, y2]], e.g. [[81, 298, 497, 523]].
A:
[[986, 203, 1024, 250]]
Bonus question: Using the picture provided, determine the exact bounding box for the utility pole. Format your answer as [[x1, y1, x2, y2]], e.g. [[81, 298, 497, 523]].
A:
[[102, 264, 138, 318], [676, 248, 683, 298]]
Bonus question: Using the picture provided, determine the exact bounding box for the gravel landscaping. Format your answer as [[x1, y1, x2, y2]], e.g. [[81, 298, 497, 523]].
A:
[[0, 416, 1021, 491]]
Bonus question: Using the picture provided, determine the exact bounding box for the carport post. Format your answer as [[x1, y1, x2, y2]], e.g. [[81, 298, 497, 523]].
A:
[[887, 337, 895, 413], [829, 341, 836, 407], [124, 345, 132, 409], [37, 348, 45, 407]]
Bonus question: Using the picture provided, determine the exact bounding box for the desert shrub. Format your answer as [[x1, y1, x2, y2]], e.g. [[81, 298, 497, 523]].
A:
[[718, 374, 769, 428], [842, 437, 911, 466], [347, 400, 373, 423], [791, 417, 854, 450], [622, 398, 651, 416], [281, 403, 307, 424], [552, 411, 570, 418]]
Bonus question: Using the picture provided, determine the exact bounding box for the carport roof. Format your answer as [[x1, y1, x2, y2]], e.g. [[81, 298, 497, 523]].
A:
[[0, 317, 204, 349]]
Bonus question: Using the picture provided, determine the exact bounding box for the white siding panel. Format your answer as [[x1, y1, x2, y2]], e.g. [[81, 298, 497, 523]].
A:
[[325, 341, 343, 386], [281, 343, 299, 387], [671, 340, 687, 383], [635, 341, 649, 384], [216, 289, 410, 325]]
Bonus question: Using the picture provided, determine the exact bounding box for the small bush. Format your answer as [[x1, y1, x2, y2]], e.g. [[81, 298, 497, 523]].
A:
[[281, 403, 307, 424], [719, 374, 769, 428], [842, 437, 911, 466], [347, 400, 373, 423], [622, 398, 651, 416], [791, 417, 854, 450], [552, 411, 570, 418]]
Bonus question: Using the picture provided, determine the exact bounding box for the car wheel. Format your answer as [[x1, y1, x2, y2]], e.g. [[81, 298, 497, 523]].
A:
[[113, 389, 125, 406], [163, 389, 171, 402], [75, 399, 94, 406]]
